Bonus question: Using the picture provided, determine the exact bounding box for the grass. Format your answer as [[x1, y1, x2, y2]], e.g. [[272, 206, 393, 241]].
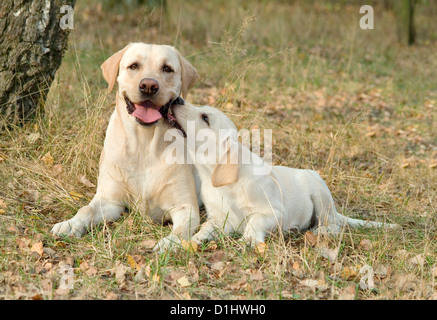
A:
[[0, 0, 436, 300]]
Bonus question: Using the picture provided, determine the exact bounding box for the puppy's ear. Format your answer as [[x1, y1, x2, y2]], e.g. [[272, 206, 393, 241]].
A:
[[177, 50, 199, 99], [101, 44, 131, 93], [211, 137, 239, 188]]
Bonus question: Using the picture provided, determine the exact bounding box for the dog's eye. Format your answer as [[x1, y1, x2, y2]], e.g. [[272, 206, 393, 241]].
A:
[[201, 114, 210, 126], [162, 65, 173, 73], [128, 63, 139, 70]]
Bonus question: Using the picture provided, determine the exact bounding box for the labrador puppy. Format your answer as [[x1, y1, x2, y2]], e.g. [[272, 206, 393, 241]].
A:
[[170, 103, 400, 247], [51, 43, 200, 252]]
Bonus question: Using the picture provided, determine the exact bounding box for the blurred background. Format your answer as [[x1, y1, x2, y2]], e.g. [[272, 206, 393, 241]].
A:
[[55, 1, 436, 137]]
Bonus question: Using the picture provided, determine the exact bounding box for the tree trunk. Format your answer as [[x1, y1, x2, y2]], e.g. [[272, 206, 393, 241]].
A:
[[0, 0, 76, 123], [394, 0, 416, 45]]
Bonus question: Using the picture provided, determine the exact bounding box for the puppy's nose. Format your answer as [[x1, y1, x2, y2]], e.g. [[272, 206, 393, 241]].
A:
[[139, 78, 159, 95]]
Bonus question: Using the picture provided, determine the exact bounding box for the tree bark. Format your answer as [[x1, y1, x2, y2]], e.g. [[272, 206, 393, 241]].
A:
[[0, 0, 76, 123]]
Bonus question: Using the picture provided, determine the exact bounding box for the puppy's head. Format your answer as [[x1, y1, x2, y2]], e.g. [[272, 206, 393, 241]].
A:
[[171, 104, 240, 187], [101, 43, 198, 126]]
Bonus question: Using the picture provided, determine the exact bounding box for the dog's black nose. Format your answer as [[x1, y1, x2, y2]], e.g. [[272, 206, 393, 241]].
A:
[[139, 78, 159, 95]]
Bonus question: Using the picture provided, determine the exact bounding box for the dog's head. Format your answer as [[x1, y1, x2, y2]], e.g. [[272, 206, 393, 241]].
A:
[[171, 103, 240, 187], [101, 43, 198, 126]]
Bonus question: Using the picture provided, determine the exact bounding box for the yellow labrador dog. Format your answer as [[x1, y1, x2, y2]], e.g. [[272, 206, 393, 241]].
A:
[[51, 43, 200, 252], [170, 103, 400, 247]]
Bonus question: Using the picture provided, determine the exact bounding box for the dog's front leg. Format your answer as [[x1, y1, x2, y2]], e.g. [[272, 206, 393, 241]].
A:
[[51, 197, 125, 238], [192, 209, 238, 244], [242, 205, 285, 247], [153, 205, 199, 253]]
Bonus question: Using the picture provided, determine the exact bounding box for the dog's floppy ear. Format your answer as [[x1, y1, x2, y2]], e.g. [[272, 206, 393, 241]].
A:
[[101, 44, 131, 93], [177, 50, 199, 99], [211, 136, 239, 188]]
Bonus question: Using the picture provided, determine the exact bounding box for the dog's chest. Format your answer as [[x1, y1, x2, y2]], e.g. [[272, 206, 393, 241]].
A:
[[122, 158, 165, 195]]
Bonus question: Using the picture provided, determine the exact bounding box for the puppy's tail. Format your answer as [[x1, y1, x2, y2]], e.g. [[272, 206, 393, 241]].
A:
[[334, 212, 400, 230], [309, 170, 400, 232]]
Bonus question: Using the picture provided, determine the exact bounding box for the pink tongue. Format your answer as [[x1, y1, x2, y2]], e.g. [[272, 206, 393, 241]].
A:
[[132, 101, 162, 123]]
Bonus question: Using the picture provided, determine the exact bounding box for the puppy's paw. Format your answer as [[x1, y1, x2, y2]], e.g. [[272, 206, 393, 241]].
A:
[[241, 228, 260, 248], [191, 228, 217, 245], [191, 233, 205, 245], [153, 234, 182, 253], [51, 218, 87, 238]]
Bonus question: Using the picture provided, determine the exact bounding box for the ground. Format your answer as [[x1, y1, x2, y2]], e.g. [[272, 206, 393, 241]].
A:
[[0, 0, 436, 300]]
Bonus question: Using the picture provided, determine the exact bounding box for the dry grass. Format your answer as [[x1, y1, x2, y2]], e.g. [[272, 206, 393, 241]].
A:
[[0, 0, 436, 300]]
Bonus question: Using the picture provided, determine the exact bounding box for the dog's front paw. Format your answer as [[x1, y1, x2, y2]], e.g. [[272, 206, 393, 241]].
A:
[[242, 227, 264, 248], [51, 218, 87, 238], [191, 227, 217, 245], [153, 234, 182, 253], [191, 233, 208, 245]]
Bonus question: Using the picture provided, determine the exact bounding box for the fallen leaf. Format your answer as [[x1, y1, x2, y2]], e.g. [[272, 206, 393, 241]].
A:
[[366, 131, 376, 138], [373, 264, 389, 279], [181, 292, 191, 300], [338, 285, 356, 300], [205, 241, 218, 251], [151, 273, 160, 283], [409, 254, 425, 267], [210, 261, 225, 271], [140, 239, 156, 249], [292, 261, 300, 271], [208, 250, 225, 264], [300, 279, 319, 288], [79, 261, 90, 272], [30, 242, 44, 257], [80, 175, 96, 188], [432, 266, 437, 278], [0, 209, 5, 215], [391, 273, 418, 292], [55, 241, 68, 248], [79, 261, 97, 277], [27, 132, 40, 143], [317, 246, 338, 263], [7, 225, 21, 234], [250, 270, 264, 281], [31, 293, 44, 300], [396, 249, 409, 260], [181, 240, 198, 253], [255, 242, 266, 255], [177, 276, 191, 287], [143, 264, 152, 278], [359, 239, 372, 251], [16, 237, 31, 253], [68, 191, 84, 201], [127, 255, 141, 271], [41, 152, 54, 166], [304, 231, 318, 246], [19, 190, 39, 202], [291, 261, 304, 278], [0, 199, 7, 209], [114, 263, 126, 285], [227, 275, 247, 290], [105, 292, 119, 300], [341, 266, 359, 280], [86, 267, 98, 277], [134, 268, 145, 283], [52, 164, 63, 176]]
